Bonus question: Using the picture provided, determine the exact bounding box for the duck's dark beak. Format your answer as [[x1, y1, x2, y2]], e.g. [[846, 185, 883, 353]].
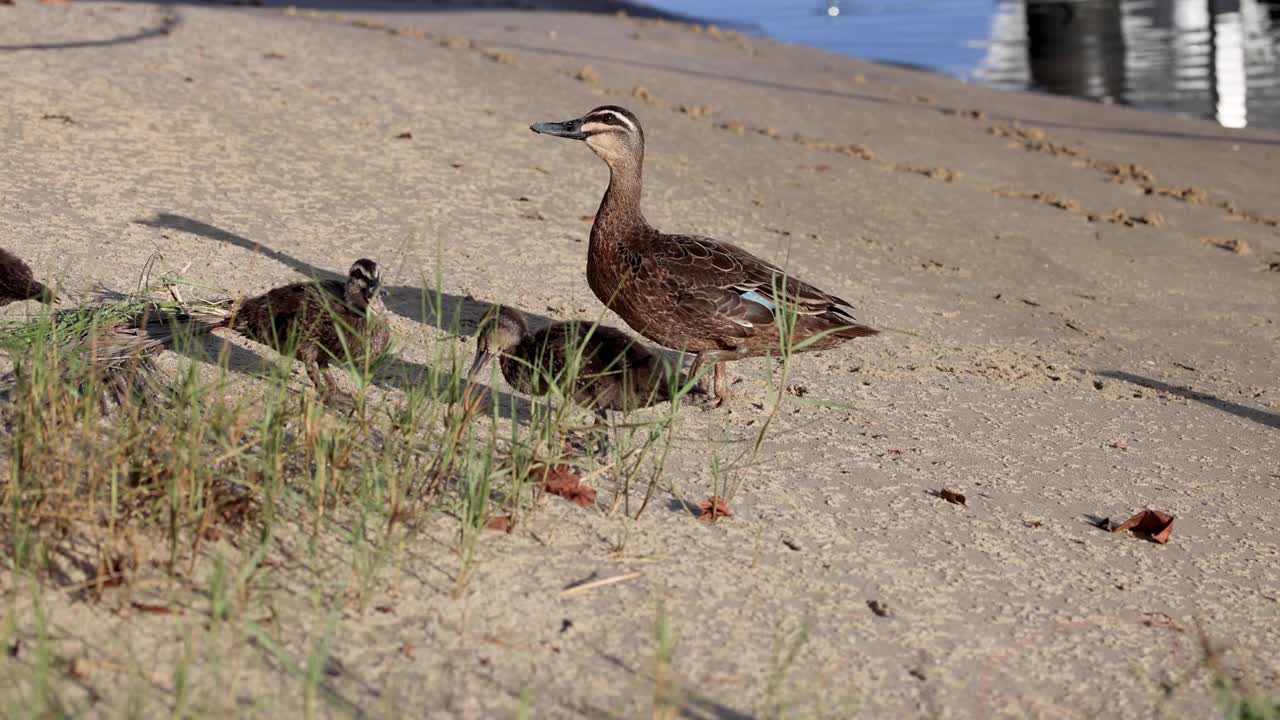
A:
[[530, 117, 587, 140], [467, 349, 493, 382], [378, 285, 389, 300]]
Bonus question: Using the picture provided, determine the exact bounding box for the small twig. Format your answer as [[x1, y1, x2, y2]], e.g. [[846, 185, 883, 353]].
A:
[[560, 571, 643, 597]]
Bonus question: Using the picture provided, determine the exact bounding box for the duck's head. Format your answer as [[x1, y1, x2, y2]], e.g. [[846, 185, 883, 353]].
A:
[[530, 105, 644, 167], [467, 305, 528, 382], [344, 258, 386, 310]]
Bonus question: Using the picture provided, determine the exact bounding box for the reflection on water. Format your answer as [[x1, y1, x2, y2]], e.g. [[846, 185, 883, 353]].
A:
[[640, 0, 1280, 129], [980, 0, 1278, 129]]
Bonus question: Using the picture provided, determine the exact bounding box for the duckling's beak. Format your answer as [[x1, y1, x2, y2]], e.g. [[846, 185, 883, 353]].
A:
[[461, 349, 493, 413], [530, 117, 587, 140], [378, 286, 389, 300]]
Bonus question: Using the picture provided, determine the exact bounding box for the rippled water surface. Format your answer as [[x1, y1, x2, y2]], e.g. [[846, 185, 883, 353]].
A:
[[641, 0, 1280, 129]]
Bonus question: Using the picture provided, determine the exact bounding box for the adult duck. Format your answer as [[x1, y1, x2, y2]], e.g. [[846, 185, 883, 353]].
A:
[[530, 106, 877, 406]]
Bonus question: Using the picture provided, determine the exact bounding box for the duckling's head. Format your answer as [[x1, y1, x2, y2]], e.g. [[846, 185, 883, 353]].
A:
[[468, 305, 528, 381], [344, 258, 386, 310], [531, 106, 644, 168]]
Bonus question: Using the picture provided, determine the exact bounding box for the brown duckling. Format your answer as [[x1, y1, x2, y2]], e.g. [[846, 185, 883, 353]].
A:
[[0, 248, 54, 307], [530, 106, 878, 407], [465, 305, 681, 424], [216, 259, 390, 399]]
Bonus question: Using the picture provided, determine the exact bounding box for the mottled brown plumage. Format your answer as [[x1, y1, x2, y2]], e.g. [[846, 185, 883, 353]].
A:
[[219, 259, 390, 398], [531, 106, 878, 406], [0, 248, 54, 307], [467, 305, 680, 423]]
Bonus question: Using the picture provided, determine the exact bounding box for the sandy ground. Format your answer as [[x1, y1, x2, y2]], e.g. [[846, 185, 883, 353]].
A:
[[1, 1, 1278, 717]]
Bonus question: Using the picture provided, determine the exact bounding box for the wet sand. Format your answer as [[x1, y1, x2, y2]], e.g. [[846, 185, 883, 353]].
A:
[[1, 1, 1278, 717]]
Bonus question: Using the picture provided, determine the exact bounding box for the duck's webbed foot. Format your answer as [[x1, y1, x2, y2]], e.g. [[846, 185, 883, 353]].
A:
[[306, 359, 351, 409], [590, 408, 613, 458], [565, 409, 613, 459]]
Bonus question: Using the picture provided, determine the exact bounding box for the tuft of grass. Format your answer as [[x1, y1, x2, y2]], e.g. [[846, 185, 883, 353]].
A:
[[651, 601, 680, 720]]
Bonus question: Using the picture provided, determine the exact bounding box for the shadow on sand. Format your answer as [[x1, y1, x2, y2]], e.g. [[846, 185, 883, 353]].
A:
[[1099, 370, 1280, 430]]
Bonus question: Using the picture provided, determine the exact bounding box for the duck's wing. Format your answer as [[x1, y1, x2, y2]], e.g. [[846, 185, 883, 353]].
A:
[[653, 234, 868, 335]]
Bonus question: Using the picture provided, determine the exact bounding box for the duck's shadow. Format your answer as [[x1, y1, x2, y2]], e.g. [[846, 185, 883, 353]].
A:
[[133, 213, 563, 336]]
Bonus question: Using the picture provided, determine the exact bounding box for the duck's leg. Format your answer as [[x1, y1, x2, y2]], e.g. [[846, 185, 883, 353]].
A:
[[304, 351, 345, 406], [686, 352, 715, 397], [687, 351, 732, 409], [592, 408, 613, 458], [711, 362, 731, 407]]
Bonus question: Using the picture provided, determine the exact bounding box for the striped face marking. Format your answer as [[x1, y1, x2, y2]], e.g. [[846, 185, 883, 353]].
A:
[[580, 107, 640, 138]]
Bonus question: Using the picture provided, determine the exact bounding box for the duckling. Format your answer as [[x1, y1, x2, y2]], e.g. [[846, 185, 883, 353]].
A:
[[530, 106, 878, 407], [465, 305, 680, 425], [0, 248, 54, 306], [216, 259, 390, 399]]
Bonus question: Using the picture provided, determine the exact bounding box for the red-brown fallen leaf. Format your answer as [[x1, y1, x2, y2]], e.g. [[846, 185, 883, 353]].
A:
[[580, 215, 595, 222], [374, 604, 395, 614], [130, 602, 181, 616], [399, 642, 416, 659], [1103, 510, 1175, 544], [262, 52, 287, 60], [939, 487, 967, 506], [39, 0, 71, 5], [530, 463, 596, 508], [395, 131, 413, 140], [697, 496, 732, 521], [486, 515, 514, 533], [813, 163, 831, 172], [202, 526, 224, 542]]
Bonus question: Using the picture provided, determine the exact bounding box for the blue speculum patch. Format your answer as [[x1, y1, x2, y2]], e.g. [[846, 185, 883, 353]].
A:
[[740, 290, 776, 312]]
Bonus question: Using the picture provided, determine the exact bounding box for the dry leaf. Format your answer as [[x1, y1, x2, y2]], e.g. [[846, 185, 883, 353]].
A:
[[262, 52, 286, 60], [530, 463, 596, 508], [697, 496, 732, 521], [1102, 509, 1175, 544], [867, 599, 891, 617], [1139, 611, 1185, 632], [940, 487, 966, 506], [395, 131, 413, 140], [486, 515, 514, 533], [374, 604, 395, 614], [580, 215, 595, 223], [399, 642, 416, 659]]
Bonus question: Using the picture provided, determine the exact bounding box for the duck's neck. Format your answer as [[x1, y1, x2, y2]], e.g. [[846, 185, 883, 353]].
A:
[[593, 154, 647, 249]]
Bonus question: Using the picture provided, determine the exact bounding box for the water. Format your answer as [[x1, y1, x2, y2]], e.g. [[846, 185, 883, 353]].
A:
[[638, 0, 1280, 129]]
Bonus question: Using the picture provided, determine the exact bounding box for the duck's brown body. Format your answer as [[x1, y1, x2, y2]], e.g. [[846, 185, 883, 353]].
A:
[[222, 260, 389, 397], [0, 248, 53, 307], [588, 206, 876, 358], [533, 105, 877, 405]]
